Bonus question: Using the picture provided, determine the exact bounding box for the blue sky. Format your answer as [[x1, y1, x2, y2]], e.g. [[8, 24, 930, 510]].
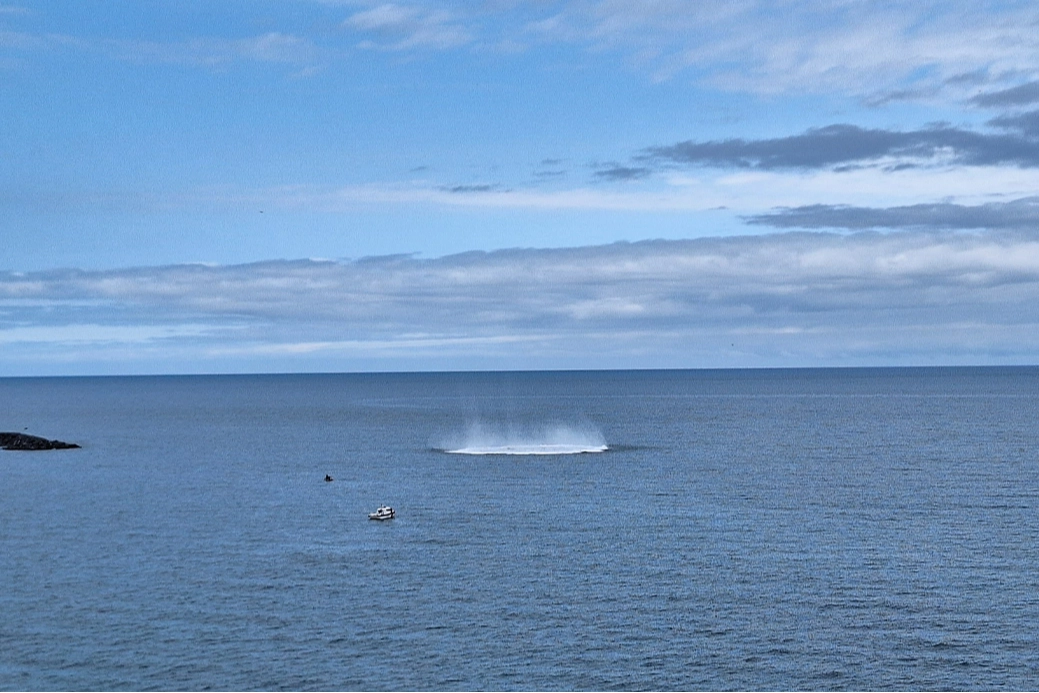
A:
[[3, 0, 1039, 374]]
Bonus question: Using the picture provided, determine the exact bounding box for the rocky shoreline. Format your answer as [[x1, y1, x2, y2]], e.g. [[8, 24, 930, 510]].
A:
[[0, 433, 81, 451]]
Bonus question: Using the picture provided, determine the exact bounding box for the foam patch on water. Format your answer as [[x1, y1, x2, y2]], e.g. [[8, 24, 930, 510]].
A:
[[441, 422, 608, 455]]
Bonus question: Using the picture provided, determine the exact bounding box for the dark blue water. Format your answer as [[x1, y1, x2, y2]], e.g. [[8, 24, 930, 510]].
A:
[[2, 368, 1039, 691]]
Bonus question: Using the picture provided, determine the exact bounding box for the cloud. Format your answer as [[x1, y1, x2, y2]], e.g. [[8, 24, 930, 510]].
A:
[[439, 184, 499, 193], [7, 1, 1039, 100], [594, 165, 653, 181], [0, 323, 214, 346], [0, 27, 77, 52], [266, 182, 728, 211], [641, 123, 1039, 172], [344, 3, 471, 50], [0, 27, 323, 69], [4, 231, 1039, 372], [971, 81, 1039, 107], [44, 161, 1038, 227], [988, 109, 1039, 137], [0, 2, 321, 69], [745, 197, 1039, 230], [109, 32, 323, 67], [522, 1, 1039, 97]]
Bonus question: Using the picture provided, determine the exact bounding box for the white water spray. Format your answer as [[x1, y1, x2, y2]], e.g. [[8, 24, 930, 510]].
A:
[[441, 421, 608, 455]]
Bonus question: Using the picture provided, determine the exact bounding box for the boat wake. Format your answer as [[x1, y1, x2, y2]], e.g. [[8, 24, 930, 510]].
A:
[[440, 422, 608, 456]]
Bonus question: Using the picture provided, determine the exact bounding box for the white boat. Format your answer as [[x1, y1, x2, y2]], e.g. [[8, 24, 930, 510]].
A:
[[368, 506, 395, 521]]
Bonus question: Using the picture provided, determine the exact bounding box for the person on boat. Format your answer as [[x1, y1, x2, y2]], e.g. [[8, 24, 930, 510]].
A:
[[324, 474, 333, 482]]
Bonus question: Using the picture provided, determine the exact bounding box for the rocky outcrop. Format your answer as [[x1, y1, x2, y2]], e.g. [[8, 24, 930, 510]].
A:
[[0, 433, 81, 450]]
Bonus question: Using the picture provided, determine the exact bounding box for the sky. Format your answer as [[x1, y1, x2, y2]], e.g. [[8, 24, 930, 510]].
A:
[[3, 0, 1039, 375]]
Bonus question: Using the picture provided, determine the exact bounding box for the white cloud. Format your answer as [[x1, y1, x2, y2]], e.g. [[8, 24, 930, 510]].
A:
[[8, 1, 1038, 98], [704, 165, 1039, 209], [0, 26, 322, 68], [208, 332, 544, 357], [4, 230, 1039, 373], [0, 323, 217, 345], [0, 28, 70, 51], [110, 32, 322, 67], [243, 160, 1039, 215], [344, 3, 472, 50], [524, 0, 1039, 95]]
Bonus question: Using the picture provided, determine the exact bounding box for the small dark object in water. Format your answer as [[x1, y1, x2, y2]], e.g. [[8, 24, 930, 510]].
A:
[[0, 432, 81, 451], [324, 474, 334, 482]]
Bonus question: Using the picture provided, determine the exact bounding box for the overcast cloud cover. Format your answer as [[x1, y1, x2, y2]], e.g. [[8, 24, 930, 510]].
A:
[[3, 1, 1039, 374]]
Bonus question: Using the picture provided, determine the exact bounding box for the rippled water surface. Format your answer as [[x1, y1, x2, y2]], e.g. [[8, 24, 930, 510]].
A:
[[2, 368, 1039, 690]]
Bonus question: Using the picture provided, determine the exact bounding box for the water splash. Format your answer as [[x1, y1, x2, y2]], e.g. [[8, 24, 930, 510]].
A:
[[440, 421, 608, 455]]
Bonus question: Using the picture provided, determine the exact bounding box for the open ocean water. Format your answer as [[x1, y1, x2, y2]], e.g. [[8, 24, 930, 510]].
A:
[[2, 367, 1039, 691]]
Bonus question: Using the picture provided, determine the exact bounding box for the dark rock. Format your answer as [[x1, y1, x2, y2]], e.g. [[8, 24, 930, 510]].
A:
[[0, 432, 81, 451]]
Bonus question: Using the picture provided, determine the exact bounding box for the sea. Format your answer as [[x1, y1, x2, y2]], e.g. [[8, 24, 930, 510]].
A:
[[2, 367, 1039, 691]]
